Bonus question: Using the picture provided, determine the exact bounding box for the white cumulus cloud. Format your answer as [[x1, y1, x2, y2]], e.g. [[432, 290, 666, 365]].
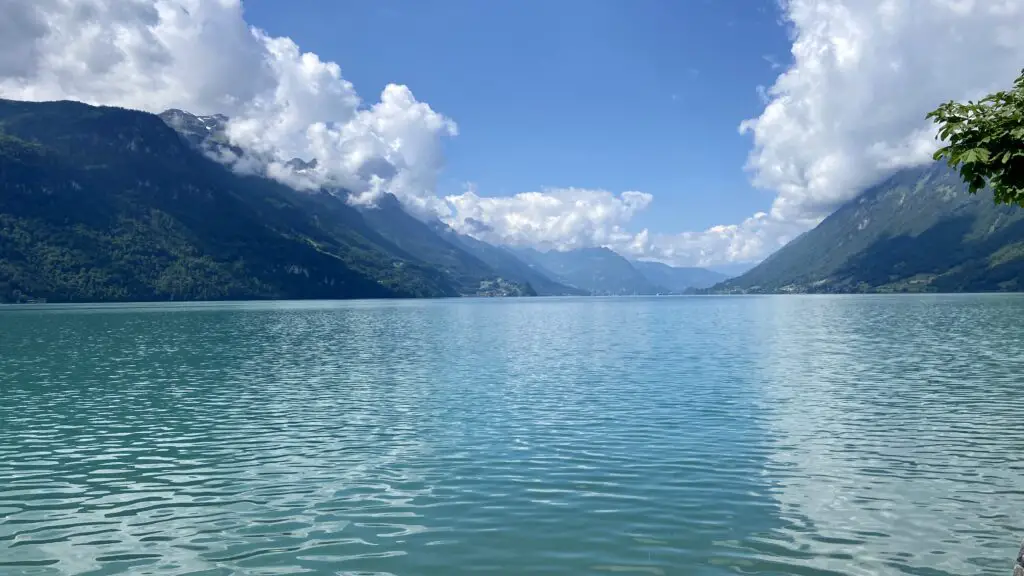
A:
[[444, 187, 653, 251], [0, 0, 456, 213], [742, 0, 1024, 223], [518, 0, 1024, 267], [1, 0, 1023, 267]]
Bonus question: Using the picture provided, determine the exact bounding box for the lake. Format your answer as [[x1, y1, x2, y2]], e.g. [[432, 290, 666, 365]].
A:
[[1, 295, 1023, 575]]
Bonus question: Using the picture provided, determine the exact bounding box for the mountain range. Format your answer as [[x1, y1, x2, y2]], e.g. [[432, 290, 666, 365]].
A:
[[709, 162, 1024, 293], [0, 99, 721, 303], [507, 247, 726, 295], [4, 98, 1021, 304], [630, 261, 728, 293]]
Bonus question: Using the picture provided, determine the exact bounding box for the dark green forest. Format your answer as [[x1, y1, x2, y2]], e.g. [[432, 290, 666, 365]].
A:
[[0, 99, 533, 303]]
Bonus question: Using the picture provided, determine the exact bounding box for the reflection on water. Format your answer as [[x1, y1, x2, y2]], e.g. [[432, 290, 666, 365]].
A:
[[752, 296, 1024, 575], [0, 296, 1022, 575]]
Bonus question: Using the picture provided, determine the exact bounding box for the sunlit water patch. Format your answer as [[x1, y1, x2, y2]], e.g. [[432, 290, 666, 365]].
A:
[[1, 296, 1022, 575]]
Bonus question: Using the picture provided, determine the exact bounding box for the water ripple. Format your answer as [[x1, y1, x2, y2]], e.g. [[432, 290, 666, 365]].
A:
[[1, 296, 1023, 575]]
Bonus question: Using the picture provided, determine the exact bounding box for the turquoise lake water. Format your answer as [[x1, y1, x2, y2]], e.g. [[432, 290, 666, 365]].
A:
[[1, 295, 1023, 575]]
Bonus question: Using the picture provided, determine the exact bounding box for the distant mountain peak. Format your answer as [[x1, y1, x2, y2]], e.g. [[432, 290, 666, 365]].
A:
[[630, 260, 727, 292], [511, 246, 658, 295], [158, 109, 320, 184], [285, 157, 318, 172], [158, 109, 228, 134], [158, 108, 237, 161]]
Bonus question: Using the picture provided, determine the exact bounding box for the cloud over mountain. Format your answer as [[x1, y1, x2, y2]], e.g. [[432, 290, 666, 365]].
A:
[[1, 0, 1022, 266], [0, 0, 456, 215], [632, 0, 1024, 266], [444, 187, 653, 251], [742, 0, 1024, 224]]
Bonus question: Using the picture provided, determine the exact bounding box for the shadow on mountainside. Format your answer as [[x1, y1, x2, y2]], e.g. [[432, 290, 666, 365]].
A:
[[835, 215, 1024, 291]]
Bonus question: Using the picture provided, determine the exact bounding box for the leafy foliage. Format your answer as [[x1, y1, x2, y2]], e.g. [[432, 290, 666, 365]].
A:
[[927, 68, 1024, 207]]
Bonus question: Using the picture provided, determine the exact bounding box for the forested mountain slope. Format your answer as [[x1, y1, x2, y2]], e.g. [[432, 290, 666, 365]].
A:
[[0, 99, 460, 302], [711, 163, 1024, 293]]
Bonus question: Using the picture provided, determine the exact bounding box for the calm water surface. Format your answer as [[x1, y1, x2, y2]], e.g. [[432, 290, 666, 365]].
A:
[[1, 295, 1023, 575]]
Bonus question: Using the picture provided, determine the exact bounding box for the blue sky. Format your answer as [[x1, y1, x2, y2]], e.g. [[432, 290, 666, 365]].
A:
[[244, 0, 792, 236]]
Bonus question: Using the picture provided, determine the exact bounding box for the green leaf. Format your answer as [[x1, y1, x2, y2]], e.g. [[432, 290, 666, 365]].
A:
[[959, 148, 991, 164]]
